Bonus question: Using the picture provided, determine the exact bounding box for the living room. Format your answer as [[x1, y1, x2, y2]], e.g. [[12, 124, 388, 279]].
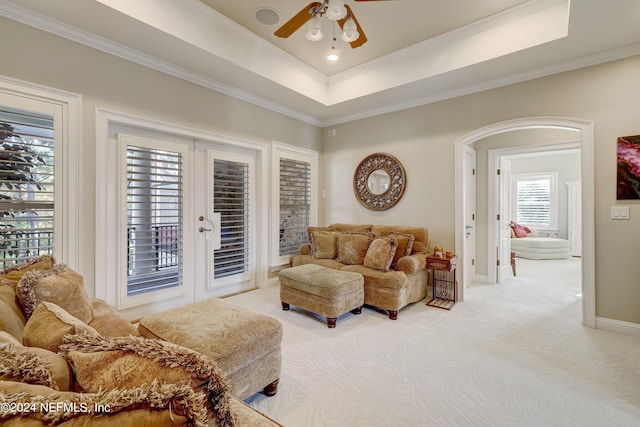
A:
[[1, 0, 640, 425]]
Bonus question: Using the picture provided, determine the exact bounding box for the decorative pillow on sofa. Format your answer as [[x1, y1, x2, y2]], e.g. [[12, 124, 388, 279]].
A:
[[0, 255, 54, 289], [310, 230, 338, 259], [60, 333, 235, 427], [0, 340, 73, 391], [22, 302, 99, 353], [363, 237, 398, 272], [16, 264, 94, 323], [0, 298, 25, 343], [0, 380, 203, 427], [337, 232, 373, 265], [88, 299, 140, 337], [389, 231, 415, 267]]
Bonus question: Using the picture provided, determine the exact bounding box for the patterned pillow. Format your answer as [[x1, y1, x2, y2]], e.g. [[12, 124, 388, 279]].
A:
[[0, 255, 54, 289], [22, 302, 99, 353], [0, 340, 73, 391], [337, 232, 373, 265], [389, 232, 415, 267], [16, 264, 93, 323], [310, 231, 338, 259], [363, 237, 398, 272], [60, 333, 235, 426]]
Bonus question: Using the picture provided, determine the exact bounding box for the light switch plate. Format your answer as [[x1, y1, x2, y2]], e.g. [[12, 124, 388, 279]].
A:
[[611, 206, 630, 220]]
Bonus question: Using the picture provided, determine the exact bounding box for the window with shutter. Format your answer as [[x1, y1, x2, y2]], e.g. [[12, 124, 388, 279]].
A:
[[126, 145, 183, 295], [512, 172, 557, 228], [213, 158, 249, 279], [279, 158, 311, 256], [0, 107, 54, 268], [271, 142, 318, 267]]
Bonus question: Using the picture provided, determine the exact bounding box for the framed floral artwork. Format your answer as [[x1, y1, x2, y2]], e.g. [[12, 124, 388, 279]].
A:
[[617, 134, 640, 199]]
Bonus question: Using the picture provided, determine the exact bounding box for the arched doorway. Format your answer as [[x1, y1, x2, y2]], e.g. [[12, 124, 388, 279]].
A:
[[454, 117, 595, 328]]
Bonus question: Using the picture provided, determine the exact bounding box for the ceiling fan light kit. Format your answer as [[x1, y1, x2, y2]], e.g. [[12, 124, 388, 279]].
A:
[[326, 0, 348, 20], [305, 16, 324, 41], [340, 16, 359, 42], [275, 0, 387, 51]]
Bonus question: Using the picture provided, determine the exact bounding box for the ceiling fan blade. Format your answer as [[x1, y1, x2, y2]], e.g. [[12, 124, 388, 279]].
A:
[[338, 5, 368, 48], [274, 2, 322, 38]]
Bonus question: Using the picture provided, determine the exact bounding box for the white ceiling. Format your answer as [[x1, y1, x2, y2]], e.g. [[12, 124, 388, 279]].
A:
[[2, 0, 640, 126]]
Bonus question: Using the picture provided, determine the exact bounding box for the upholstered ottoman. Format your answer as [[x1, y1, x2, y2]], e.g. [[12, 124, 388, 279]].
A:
[[138, 298, 282, 401], [279, 264, 364, 328]]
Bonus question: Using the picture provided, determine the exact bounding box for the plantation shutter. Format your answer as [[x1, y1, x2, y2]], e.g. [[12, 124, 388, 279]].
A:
[[279, 158, 311, 256], [126, 145, 183, 295], [0, 107, 54, 267], [515, 177, 551, 225], [213, 159, 249, 279]]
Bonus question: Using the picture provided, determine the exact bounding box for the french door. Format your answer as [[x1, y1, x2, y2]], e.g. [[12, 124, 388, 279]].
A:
[[195, 144, 256, 299], [114, 132, 257, 313]]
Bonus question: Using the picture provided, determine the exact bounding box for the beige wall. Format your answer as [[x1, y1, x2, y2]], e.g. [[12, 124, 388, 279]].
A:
[[321, 55, 640, 325], [0, 17, 323, 293], [2, 16, 639, 326]]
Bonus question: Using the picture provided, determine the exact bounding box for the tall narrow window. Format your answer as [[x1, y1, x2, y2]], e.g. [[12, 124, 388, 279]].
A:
[[271, 142, 317, 267], [213, 159, 249, 279], [279, 158, 311, 256], [0, 107, 54, 268], [512, 173, 557, 228], [126, 145, 183, 295]]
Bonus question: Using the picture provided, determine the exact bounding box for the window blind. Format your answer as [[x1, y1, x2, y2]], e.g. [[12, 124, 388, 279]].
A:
[[213, 159, 249, 279], [279, 158, 311, 256], [0, 107, 54, 268], [126, 145, 183, 295], [515, 177, 551, 225]]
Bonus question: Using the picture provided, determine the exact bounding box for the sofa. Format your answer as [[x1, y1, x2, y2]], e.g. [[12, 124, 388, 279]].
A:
[[510, 221, 570, 260], [0, 256, 281, 426], [290, 224, 429, 319]]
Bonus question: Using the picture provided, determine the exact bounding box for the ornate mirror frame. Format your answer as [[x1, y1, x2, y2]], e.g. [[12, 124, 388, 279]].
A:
[[353, 152, 407, 210]]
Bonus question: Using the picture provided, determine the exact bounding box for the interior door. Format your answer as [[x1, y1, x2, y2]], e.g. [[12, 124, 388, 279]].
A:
[[463, 146, 477, 288], [196, 146, 256, 299], [497, 156, 512, 282]]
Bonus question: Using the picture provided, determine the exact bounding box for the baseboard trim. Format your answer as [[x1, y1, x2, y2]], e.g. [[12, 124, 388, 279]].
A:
[[595, 317, 640, 337]]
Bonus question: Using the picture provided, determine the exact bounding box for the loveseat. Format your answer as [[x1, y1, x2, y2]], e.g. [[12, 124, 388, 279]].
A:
[[290, 224, 429, 319], [0, 256, 281, 426]]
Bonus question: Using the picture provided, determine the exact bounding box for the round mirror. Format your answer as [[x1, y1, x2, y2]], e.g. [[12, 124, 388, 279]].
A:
[[353, 153, 406, 211], [367, 170, 390, 195]]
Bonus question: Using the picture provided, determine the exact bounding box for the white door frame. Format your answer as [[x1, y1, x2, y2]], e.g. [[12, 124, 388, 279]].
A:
[[487, 141, 580, 284], [454, 117, 595, 328]]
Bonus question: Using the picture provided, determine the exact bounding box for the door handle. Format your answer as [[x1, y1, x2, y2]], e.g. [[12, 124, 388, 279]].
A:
[[199, 227, 211, 233]]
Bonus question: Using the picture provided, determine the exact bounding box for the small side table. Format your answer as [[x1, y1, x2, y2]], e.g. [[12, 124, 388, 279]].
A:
[[426, 255, 457, 310]]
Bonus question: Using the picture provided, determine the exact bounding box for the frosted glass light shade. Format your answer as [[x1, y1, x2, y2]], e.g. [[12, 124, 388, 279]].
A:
[[341, 17, 359, 42], [326, 1, 347, 20], [305, 17, 324, 41]]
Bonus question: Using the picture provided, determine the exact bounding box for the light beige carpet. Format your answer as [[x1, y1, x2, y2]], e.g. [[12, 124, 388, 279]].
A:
[[227, 258, 640, 426]]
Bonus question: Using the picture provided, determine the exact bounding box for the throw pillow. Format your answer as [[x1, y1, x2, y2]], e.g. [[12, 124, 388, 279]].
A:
[[310, 230, 338, 259], [337, 232, 373, 265], [0, 255, 54, 289], [87, 299, 140, 337], [389, 231, 415, 267], [363, 237, 398, 272], [0, 299, 25, 343], [0, 380, 203, 427], [22, 302, 99, 353], [16, 264, 94, 323], [60, 333, 235, 427], [0, 342, 73, 391]]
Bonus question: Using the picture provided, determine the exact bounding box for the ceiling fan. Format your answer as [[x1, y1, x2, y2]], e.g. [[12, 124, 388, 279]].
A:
[[274, 0, 393, 49]]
